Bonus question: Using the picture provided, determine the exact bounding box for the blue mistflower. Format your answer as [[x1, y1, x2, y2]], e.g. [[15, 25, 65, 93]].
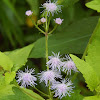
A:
[[16, 67, 37, 88]]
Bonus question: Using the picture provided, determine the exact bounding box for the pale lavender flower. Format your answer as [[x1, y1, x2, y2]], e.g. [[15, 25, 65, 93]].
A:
[[54, 18, 64, 25], [41, 17, 46, 23], [47, 52, 63, 71], [41, 0, 62, 16], [62, 55, 78, 75], [51, 79, 74, 99], [38, 70, 62, 86], [16, 67, 37, 88], [25, 10, 33, 16]]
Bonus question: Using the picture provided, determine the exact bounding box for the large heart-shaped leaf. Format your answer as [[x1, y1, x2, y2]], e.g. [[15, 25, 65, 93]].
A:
[[29, 17, 99, 58]]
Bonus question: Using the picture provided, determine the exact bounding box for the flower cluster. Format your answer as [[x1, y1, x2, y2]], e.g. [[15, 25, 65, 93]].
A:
[[47, 52, 78, 74], [16, 52, 77, 99], [41, 52, 78, 99]]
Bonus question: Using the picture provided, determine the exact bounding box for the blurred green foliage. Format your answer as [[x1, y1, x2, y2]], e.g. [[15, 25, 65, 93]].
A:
[[0, 0, 41, 50], [0, 0, 98, 51]]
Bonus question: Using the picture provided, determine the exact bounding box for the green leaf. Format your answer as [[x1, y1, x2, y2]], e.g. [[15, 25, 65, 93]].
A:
[[5, 71, 16, 84], [84, 95, 100, 100], [61, 90, 83, 100], [29, 16, 98, 58], [70, 54, 100, 91], [0, 52, 13, 71], [0, 73, 5, 86], [95, 84, 100, 93], [86, 0, 100, 12], [5, 44, 34, 71], [85, 18, 100, 79], [0, 85, 14, 99]]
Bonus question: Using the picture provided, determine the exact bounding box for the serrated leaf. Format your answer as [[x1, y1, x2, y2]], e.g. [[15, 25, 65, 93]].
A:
[[61, 90, 83, 100], [70, 54, 100, 91], [84, 95, 100, 100], [86, 0, 100, 12], [85, 18, 100, 79], [5, 44, 34, 71], [0, 52, 13, 71], [5, 71, 16, 84], [29, 17, 98, 58]]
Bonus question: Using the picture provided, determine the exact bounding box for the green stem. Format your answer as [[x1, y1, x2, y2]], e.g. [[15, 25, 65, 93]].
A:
[[45, 12, 48, 32], [45, 33, 49, 70], [45, 33, 53, 99], [45, 13, 53, 99], [47, 14, 51, 30], [33, 87, 50, 98], [48, 25, 58, 35], [30, 16, 45, 34]]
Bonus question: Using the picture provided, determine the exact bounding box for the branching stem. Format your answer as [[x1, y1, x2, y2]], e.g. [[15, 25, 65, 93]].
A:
[[30, 16, 45, 34]]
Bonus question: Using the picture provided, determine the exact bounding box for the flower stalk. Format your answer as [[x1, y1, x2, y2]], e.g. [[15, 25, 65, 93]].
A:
[[45, 16, 53, 99], [30, 16, 45, 34]]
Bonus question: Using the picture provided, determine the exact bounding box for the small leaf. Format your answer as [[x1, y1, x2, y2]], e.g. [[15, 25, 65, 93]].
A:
[[0, 74, 5, 86], [0, 52, 13, 71], [70, 54, 100, 91], [5, 71, 16, 84]]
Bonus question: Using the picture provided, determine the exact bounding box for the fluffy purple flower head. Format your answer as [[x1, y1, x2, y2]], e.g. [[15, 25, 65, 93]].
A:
[[38, 70, 62, 86], [47, 52, 63, 71], [51, 79, 74, 99], [16, 67, 37, 88], [41, 0, 62, 16], [62, 55, 78, 75]]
